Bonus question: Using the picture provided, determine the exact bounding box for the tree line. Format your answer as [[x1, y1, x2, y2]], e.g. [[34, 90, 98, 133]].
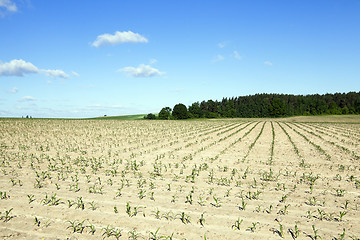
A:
[[144, 91, 360, 120]]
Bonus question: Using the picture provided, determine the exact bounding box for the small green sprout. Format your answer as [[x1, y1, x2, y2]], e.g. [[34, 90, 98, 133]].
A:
[[232, 217, 243, 230]]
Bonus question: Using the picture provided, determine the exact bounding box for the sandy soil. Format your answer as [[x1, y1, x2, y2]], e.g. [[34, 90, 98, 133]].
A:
[[0, 117, 359, 239]]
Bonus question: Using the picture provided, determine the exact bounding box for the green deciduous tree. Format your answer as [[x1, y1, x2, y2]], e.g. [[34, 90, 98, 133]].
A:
[[158, 107, 172, 120], [144, 113, 156, 119], [188, 102, 202, 118], [172, 103, 188, 119]]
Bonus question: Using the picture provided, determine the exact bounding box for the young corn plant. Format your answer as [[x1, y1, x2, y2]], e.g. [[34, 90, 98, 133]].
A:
[[116, 187, 123, 197], [149, 228, 165, 240], [102, 225, 114, 238], [49, 193, 62, 206], [171, 195, 177, 203], [198, 213, 205, 226], [126, 202, 143, 217], [162, 211, 174, 221], [67, 220, 85, 233], [280, 194, 288, 203], [306, 196, 318, 206], [67, 200, 75, 208], [138, 189, 146, 199], [76, 197, 85, 210], [336, 228, 346, 240], [232, 217, 243, 230], [289, 222, 300, 239], [185, 192, 193, 204], [239, 198, 247, 211], [27, 194, 35, 204], [278, 204, 290, 215], [149, 228, 168, 240], [338, 211, 347, 221], [34, 216, 41, 227], [277, 222, 284, 238], [40, 193, 51, 205], [128, 228, 143, 240], [0, 191, 9, 199], [87, 223, 96, 235], [150, 191, 155, 201], [198, 196, 207, 206], [89, 201, 98, 211], [225, 188, 232, 197], [111, 228, 122, 240], [126, 202, 131, 217], [334, 188, 345, 197], [317, 209, 326, 221], [312, 225, 322, 240], [152, 208, 161, 219], [212, 196, 222, 207], [178, 212, 191, 224], [342, 200, 350, 210], [248, 222, 259, 233], [9, 178, 17, 186], [265, 204, 273, 214], [306, 210, 315, 219]]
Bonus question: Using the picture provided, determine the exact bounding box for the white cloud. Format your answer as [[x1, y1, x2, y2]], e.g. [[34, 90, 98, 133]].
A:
[[119, 64, 165, 78], [0, 0, 17, 12], [92, 30, 148, 47], [217, 42, 227, 48], [212, 55, 224, 63], [41, 69, 69, 78], [264, 61, 273, 66], [0, 59, 69, 78], [72, 71, 80, 77], [0, 59, 38, 76], [9, 87, 18, 93], [233, 51, 242, 60], [20, 96, 36, 102]]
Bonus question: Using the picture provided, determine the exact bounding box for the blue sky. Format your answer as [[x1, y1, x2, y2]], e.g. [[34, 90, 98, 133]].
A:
[[1, 0, 359, 118]]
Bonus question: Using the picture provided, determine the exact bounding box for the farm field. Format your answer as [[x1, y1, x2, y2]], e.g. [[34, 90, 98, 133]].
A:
[[0, 117, 359, 240]]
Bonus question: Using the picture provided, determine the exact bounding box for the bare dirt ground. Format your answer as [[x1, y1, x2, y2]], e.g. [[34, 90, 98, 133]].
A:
[[0, 116, 359, 239]]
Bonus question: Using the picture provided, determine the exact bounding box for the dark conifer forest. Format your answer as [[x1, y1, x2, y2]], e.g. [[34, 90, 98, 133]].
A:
[[157, 92, 360, 119]]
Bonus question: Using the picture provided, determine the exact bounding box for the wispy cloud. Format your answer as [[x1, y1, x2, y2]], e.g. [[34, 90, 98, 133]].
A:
[[233, 51, 242, 60], [0, 0, 17, 13], [9, 87, 18, 93], [264, 61, 273, 66], [0, 59, 69, 78], [41, 69, 69, 78], [92, 30, 148, 47], [212, 55, 224, 63], [20, 96, 36, 102], [72, 71, 80, 77], [217, 41, 227, 48], [119, 64, 165, 78]]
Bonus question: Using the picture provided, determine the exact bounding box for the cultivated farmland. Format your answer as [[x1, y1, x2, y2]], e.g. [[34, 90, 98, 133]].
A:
[[0, 117, 359, 239]]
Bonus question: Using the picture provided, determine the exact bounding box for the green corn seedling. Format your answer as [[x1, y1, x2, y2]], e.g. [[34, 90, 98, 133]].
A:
[[199, 213, 205, 226], [248, 222, 259, 232], [212, 196, 222, 207], [27, 194, 35, 204], [232, 217, 243, 230], [34, 216, 41, 227], [239, 198, 247, 210]]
